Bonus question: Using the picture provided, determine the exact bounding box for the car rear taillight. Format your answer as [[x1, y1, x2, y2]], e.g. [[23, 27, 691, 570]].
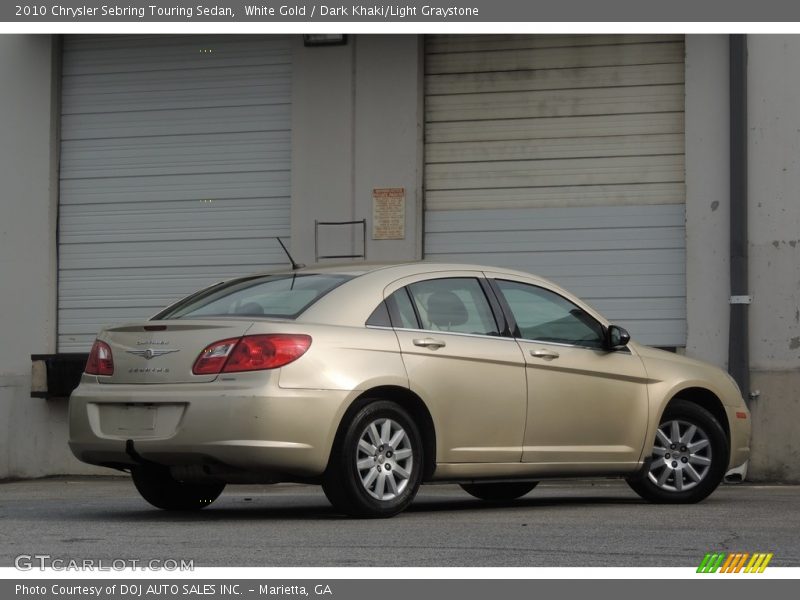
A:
[[192, 337, 240, 375], [192, 334, 312, 375], [85, 340, 114, 376]]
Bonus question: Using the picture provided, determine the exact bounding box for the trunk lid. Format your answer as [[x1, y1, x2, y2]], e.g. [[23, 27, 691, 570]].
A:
[[97, 320, 255, 384]]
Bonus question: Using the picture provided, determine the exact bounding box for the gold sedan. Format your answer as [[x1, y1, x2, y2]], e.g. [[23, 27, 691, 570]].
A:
[[69, 263, 751, 517]]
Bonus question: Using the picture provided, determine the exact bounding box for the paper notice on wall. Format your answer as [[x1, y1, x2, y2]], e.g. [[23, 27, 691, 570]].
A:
[[372, 188, 406, 240]]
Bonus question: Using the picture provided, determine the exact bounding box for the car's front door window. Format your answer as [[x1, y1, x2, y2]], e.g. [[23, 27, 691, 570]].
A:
[[495, 279, 605, 348]]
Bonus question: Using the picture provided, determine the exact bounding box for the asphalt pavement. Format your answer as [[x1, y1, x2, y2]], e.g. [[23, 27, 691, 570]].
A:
[[1, 476, 798, 567]]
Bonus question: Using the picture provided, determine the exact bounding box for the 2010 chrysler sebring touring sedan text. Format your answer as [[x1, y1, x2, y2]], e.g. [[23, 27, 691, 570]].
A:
[[69, 263, 751, 517]]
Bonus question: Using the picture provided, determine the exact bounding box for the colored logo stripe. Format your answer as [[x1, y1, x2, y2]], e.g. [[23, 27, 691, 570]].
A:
[[720, 553, 736, 572], [745, 553, 773, 573], [697, 552, 773, 573], [697, 553, 726, 573], [722, 553, 748, 573]]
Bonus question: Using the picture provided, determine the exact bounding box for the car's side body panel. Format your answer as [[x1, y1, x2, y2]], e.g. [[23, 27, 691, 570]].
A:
[[431, 461, 640, 481], [276, 323, 407, 392], [726, 404, 752, 469], [395, 329, 527, 464], [478, 270, 651, 468], [376, 270, 529, 464], [516, 341, 650, 467], [632, 342, 751, 470]]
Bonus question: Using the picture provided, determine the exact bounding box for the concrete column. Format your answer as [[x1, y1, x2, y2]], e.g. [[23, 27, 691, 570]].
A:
[[354, 35, 424, 263], [0, 36, 101, 478], [684, 35, 730, 368], [745, 35, 800, 482], [290, 35, 423, 266], [684, 35, 800, 482], [290, 36, 356, 265]]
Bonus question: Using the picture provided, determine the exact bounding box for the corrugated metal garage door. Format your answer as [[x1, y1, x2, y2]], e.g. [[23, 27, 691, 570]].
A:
[[424, 35, 686, 347], [58, 35, 292, 351]]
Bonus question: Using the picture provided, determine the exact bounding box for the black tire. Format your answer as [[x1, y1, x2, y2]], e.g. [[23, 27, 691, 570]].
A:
[[131, 466, 225, 511], [627, 399, 729, 504], [460, 481, 538, 502], [323, 400, 423, 518]]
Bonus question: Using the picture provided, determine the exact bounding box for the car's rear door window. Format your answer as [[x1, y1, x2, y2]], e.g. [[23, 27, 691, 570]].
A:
[[366, 301, 392, 327], [494, 279, 605, 348], [406, 278, 499, 336], [366, 289, 422, 328], [156, 274, 353, 320], [387, 289, 419, 329]]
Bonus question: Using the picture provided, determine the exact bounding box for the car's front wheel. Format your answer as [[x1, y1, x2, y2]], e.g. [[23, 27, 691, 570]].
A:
[[460, 481, 538, 502], [627, 399, 729, 503], [323, 400, 423, 518], [131, 466, 225, 510]]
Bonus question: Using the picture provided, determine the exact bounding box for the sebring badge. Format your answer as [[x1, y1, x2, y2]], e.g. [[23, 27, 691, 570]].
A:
[[127, 348, 180, 360]]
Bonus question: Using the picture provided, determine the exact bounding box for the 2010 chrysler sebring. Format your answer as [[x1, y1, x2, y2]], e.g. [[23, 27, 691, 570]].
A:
[[69, 263, 751, 517]]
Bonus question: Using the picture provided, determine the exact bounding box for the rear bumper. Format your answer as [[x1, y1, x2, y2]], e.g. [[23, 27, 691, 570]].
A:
[[68, 373, 350, 479]]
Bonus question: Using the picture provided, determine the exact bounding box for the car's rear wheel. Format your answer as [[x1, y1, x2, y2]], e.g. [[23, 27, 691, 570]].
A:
[[323, 400, 423, 518], [627, 399, 729, 503], [131, 466, 225, 510], [460, 481, 538, 502]]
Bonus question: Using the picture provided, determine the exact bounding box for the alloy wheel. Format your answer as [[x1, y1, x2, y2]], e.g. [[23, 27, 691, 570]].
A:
[[647, 419, 713, 492], [356, 417, 414, 501]]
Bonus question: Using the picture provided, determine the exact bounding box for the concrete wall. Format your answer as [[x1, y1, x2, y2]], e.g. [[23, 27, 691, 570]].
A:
[[290, 35, 422, 266], [0, 36, 103, 478], [684, 36, 731, 368], [1, 34, 797, 482], [684, 35, 800, 482], [745, 36, 800, 481], [353, 36, 424, 263]]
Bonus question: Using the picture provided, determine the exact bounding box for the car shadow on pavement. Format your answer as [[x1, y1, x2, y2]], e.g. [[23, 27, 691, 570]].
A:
[[63, 493, 648, 523]]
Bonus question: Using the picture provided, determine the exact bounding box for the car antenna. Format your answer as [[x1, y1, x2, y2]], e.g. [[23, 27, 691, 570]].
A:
[[276, 237, 305, 270]]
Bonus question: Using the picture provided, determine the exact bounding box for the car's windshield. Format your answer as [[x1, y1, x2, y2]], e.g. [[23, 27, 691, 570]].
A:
[[155, 273, 353, 320]]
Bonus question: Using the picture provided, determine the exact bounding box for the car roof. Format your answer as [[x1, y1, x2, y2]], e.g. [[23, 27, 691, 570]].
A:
[[253, 261, 548, 281], [242, 262, 571, 303], [287, 261, 610, 328]]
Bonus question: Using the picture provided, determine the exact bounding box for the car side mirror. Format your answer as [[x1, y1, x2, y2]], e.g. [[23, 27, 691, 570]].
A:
[[606, 325, 630, 350]]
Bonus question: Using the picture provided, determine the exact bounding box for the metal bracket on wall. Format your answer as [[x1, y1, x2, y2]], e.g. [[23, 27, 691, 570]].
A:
[[729, 295, 753, 304], [30, 354, 89, 400], [314, 219, 367, 262]]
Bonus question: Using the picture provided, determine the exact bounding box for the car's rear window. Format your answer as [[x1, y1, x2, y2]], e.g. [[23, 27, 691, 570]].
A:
[[154, 273, 353, 320]]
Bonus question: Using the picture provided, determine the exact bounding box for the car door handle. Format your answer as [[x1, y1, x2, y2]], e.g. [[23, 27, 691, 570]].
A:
[[413, 337, 446, 350], [530, 349, 559, 360]]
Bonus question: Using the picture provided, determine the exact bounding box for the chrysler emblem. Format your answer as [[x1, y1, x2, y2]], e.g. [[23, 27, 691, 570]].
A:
[[127, 348, 180, 360]]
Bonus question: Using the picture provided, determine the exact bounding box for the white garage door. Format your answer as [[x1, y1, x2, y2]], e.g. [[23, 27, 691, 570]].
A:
[[424, 35, 686, 347], [58, 35, 292, 351]]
